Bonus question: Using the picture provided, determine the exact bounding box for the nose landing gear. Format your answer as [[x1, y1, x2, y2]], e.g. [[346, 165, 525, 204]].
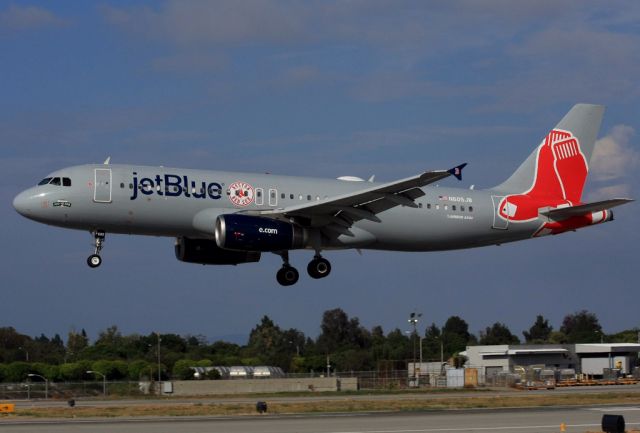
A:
[[87, 230, 105, 268]]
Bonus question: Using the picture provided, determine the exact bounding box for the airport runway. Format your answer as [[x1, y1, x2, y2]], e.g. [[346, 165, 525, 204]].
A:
[[1, 405, 640, 433]]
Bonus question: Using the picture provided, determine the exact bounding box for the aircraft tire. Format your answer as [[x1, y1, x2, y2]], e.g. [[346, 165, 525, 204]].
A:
[[307, 258, 331, 279], [277, 265, 299, 286], [87, 254, 102, 268]]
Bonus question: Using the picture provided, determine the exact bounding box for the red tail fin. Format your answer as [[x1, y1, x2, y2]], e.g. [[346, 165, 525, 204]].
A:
[[529, 129, 588, 202], [498, 129, 588, 222]]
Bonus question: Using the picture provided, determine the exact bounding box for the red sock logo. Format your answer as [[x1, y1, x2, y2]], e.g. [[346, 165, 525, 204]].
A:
[[499, 129, 586, 222]]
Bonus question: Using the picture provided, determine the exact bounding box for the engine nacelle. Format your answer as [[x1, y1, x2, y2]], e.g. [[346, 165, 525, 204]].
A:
[[175, 237, 261, 265], [215, 214, 307, 252]]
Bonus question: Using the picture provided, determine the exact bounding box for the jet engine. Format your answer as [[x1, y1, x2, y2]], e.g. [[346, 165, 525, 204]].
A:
[[175, 237, 261, 265], [215, 214, 307, 252]]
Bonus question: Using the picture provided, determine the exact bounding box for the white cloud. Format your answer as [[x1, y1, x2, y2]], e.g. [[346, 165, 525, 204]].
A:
[[587, 184, 632, 202], [0, 5, 67, 32], [101, 1, 309, 47], [590, 125, 639, 181]]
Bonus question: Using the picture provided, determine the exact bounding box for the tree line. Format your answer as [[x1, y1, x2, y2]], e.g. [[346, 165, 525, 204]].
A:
[[0, 309, 637, 382]]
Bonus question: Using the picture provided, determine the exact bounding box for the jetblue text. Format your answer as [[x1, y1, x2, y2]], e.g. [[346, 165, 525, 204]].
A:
[[130, 173, 222, 201]]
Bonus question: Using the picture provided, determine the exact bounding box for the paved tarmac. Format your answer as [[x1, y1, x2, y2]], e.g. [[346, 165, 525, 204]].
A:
[[1, 405, 640, 433]]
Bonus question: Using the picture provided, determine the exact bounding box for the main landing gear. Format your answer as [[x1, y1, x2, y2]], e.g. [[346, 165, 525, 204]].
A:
[[275, 252, 332, 286], [307, 255, 331, 279], [87, 230, 105, 268]]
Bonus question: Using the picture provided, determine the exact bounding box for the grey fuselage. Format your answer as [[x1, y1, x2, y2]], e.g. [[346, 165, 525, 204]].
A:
[[13, 163, 543, 252]]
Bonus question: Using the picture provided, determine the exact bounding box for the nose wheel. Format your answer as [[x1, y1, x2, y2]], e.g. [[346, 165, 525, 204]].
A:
[[307, 255, 331, 279], [87, 230, 105, 268]]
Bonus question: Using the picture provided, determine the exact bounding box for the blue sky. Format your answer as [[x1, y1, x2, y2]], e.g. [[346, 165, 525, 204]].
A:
[[2, 1, 639, 343]]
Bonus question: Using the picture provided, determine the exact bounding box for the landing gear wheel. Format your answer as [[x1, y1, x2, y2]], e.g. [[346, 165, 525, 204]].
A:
[[307, 257, 331, 279], [87, 254, 102, 268], [277, 266, 299, 286], [88, 230, 106, 269]]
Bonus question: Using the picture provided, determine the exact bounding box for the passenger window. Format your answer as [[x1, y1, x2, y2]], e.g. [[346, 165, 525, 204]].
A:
[[290, 194, 294, 199], [63, 177, 72, 187], [257, 191, 262, 198], [307, 195, 311, 201], [444, 205, 448, 210], [427, 203, 431, 209], [469, 206, 473, 212], [299, 194, 303, 200], [461, 206, 465, 211], [316, 196, 320, 201], [452, 205, 456, 211], [38, 177, 52, 186], [129, 183, 133, 189], [281, 193, 285, 199], [50, 177, 61, 186], [418, 203, 423, 208], [436, 204, 440, 210], [120, 182, 125, 188]]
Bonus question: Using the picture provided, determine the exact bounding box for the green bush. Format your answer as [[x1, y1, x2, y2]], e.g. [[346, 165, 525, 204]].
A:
[[172, 359, 196, 380], [128, 360, 152, 381], [90, 360, 128, 381], [4, 362, 31, 382]]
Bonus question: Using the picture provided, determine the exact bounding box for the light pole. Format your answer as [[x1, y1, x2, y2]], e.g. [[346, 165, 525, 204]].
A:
[[289, 340, 300, 356], [157, 332, 162, 395], [408, 312, 422, 378], [86, 370, 106, 396], [27, 374, 48, 400], [18, 347, 29, 362]]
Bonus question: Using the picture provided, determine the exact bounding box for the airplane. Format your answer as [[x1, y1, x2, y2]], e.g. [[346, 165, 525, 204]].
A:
[[12, 104, 633, 286]]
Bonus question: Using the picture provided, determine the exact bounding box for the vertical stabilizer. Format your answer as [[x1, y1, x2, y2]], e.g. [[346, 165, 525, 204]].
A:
[[494, 104, 604, 202]]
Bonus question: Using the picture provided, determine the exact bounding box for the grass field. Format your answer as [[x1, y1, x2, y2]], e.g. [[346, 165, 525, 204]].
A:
[[6, 391, 640, 419]]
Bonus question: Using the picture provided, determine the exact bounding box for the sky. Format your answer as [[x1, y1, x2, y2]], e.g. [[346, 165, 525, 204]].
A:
[[2, 1, 639, 345]]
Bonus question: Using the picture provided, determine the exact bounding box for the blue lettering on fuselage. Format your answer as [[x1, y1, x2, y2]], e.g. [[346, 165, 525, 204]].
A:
[[130, 172, 222, 201]]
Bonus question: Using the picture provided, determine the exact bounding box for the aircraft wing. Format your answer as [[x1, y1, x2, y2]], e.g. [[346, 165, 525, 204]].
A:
[[257, 163, 466, 234], [540, 198, 634, 220]]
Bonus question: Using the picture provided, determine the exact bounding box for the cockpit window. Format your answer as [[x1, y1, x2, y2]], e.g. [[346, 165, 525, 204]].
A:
[[50, 177, 61, 186], [63, 177, 71, 187], [38, 177, 52, 186]]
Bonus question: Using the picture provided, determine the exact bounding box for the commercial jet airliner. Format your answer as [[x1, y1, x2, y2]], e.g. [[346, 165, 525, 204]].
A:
[[13, 104, 633, 285]]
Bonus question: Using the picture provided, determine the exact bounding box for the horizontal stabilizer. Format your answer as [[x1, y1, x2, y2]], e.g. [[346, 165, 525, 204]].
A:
[[540, 198, 634, 219]]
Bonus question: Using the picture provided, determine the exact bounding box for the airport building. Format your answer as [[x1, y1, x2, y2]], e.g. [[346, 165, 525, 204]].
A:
[[462, 343, 640, 380]]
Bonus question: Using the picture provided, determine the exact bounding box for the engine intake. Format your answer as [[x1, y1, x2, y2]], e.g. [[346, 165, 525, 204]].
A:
[[215, 214, 307, 252], [175, 237, 261, 265]]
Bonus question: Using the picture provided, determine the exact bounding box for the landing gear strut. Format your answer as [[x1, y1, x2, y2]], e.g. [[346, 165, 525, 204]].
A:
[[276, 251, 299, 286], [307, 254, 331, 279], [87, 230, 105, 268]]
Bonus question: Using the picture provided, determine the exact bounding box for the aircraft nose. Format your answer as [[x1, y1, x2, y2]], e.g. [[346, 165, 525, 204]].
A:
[[13, 190, 31, 216]]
